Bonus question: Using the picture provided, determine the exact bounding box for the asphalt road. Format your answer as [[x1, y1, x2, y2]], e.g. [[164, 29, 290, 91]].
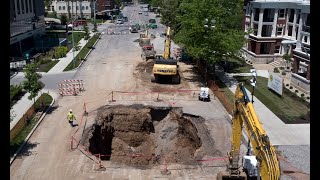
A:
[[10, 2, 309, 180], [10, 3, 238, 180]]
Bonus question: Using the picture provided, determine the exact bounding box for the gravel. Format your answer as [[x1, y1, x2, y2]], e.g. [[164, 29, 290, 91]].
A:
[[276, 145, 310, 174]]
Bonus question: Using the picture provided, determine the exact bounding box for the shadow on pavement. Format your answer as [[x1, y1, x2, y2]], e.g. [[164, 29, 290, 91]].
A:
[[12, 141, 40, 158], [45, 105, 59, 114]]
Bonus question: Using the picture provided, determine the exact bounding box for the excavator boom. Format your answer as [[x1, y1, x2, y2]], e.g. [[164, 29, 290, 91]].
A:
[[163, 27, 171, 59], [218, 83, 280, 180]]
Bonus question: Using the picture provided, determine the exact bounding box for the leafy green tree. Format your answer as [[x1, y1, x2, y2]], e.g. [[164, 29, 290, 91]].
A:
[[22, 64, 42, 104], [282, 53, 291, 70], [83, 24, 90, 40], [44, 0, 53, 12], [93, 23, 98, 32], [60, 14, 68, 25], [173, 0, 246, 72], [48, 11, 58, 18]]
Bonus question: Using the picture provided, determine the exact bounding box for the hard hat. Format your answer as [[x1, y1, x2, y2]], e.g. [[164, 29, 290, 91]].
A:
[[69, 109, 72, 112]]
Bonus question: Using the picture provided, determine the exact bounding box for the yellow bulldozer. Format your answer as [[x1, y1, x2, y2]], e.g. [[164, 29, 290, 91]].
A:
[[150, 27, 180, 84]]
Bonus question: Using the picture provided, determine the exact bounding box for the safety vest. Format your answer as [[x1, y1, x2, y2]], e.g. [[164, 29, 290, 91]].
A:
[[67, 112, 76, 121]]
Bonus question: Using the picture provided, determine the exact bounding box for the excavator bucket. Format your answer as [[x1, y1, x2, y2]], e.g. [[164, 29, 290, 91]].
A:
[[217, 171, 247, 180]]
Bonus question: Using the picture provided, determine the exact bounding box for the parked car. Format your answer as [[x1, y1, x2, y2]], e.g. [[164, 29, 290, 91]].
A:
[[130, 26, 138, 33], [116, 19, 123, 24], [123, 17, 128, 22], [138, 11, 142, 14], [148, 23, 157, 29], [144, 12, 148, 16], [148, 19, 156, 24]]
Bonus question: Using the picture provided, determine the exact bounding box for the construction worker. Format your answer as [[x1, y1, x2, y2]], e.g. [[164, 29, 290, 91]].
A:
[[67, 109, 76, 127]]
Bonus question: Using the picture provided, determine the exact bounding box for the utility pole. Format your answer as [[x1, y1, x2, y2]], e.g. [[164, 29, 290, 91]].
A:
[[93, 1, 95, 24], [250, 69, 257, 103], [72, 0, 75, 68]]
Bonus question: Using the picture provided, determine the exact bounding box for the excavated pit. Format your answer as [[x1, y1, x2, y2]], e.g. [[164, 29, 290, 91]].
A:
[[81, 104, 207, 168]]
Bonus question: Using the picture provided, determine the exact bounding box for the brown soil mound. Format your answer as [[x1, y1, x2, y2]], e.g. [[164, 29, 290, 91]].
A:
[[81, 105, 208, 168]]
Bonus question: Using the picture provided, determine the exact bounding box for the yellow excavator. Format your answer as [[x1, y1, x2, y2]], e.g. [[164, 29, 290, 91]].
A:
[[151, 27, 180, 84], [218, 83, 280, 180], [139, 29, 151, 47]]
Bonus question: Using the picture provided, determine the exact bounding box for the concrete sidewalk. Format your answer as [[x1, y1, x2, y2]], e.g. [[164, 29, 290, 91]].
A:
[[49, 31, 94, 73], [10, 32, 95, 131], [217, 71, 310, 146]]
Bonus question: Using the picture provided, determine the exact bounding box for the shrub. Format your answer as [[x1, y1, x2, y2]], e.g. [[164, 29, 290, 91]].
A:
[[300, 114, 306, 120], [56, 46, 68, 58], [289, 86, 293, 89]]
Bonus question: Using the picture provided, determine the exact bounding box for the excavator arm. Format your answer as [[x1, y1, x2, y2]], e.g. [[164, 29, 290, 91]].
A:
[[219, 83, 280, 180], [163, 27, 171, 59]]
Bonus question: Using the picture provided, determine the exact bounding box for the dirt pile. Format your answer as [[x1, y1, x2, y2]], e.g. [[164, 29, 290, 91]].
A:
[[134, 60, 154, 82], [81, 104, 205, 168]]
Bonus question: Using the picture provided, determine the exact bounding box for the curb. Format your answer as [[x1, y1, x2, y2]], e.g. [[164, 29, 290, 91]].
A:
[[10, 72, 19, 79], [10, 96, 55, 165], [73, 33, 102, 71]]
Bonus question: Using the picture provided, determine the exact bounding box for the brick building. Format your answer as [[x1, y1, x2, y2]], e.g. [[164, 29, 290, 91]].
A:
[[242, 0, 310, 93]]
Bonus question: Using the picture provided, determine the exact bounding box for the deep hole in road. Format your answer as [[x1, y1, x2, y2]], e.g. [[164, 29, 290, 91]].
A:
[[82, 104, 211, 168]]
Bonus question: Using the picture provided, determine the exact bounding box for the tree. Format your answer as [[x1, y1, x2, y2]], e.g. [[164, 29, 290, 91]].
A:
[[173, 0, 246, 72], [44, 0, 53, 12], [60, 14, 68, 25], [48, 11, 58, 18], [282, 53, 291, 70], [83, 23, 90, 40], [93, 23, 98, 32], [22, 64, 42, 105]]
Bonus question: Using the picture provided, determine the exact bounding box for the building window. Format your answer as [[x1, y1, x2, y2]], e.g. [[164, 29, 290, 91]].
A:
[[254, 8, 260, 21], [274, 45, 280, 54], [26, 0, 29, 13], [52, 6, 55, 11], [21, 0, 25, 13], [29, 0, 32, 13], [63, 6, 65, 10], [69, 6, 71, 10], [59, 6, 61, 10], [288, 9, 294, 22], [304, 36, 308, 43], [277, 27, 283, 36], [82, 6, 85, 10], [76, 6, 78, 10], [86, 6, 88, 10], [17, 0, 20, 14], [288, 26, 293, 36], [253, 24, 258, 36], [278, 9, 285, 18]]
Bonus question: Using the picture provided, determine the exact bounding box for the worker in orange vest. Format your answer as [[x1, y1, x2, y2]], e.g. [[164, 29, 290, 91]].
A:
[[67, 109, 76, 127]]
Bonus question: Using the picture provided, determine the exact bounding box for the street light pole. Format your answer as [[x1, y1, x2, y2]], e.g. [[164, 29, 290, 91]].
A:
[[203, 18, 215, 87], [94, 0, 96, 25], [72, 0, 75, 68], [250, 69, 257, 103]]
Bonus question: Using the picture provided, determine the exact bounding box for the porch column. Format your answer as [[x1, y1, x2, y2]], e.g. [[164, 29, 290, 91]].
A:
[[292, 9, 297, 37], [292, 58, 299, 73], [257, 9, 264, 37], [306, 62, 310, 80], [271, 9, 278, 37]]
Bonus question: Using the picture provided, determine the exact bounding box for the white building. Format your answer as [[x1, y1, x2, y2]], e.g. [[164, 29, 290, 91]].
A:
[[48, 0, 95, 20], [242, 0, 310, 93]]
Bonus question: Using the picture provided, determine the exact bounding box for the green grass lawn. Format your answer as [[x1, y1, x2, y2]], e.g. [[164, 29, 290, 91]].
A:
[[36, 60, 59, 72], [91, 19, 105, 24], [64, 33, 101, 71], [234, 76, 309, 123], [10, 93, 53, 157], [67, 32, 85, 45], [227, 59, 253, 73]]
